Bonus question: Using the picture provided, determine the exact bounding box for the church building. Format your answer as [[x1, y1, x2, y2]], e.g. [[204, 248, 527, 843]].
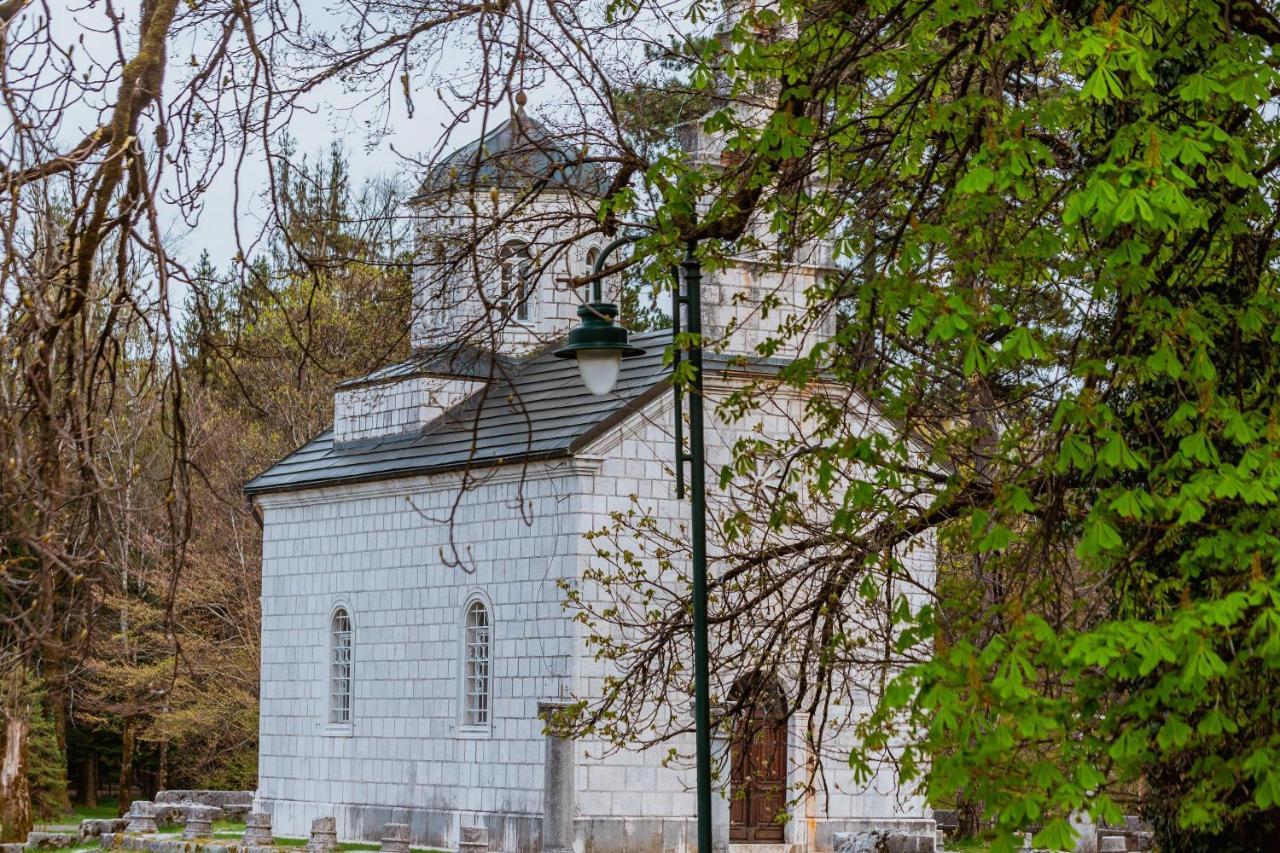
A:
[[245, 109, 938, 853]]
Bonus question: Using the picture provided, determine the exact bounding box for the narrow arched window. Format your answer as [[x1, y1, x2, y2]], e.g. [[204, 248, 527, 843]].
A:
[[329, 607, 353, 724], [584, 246, 603, 301], [462, 600, 491, 727], [500, 241, 533, 322]]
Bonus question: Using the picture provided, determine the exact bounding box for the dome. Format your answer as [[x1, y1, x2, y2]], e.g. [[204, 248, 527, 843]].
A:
[[418, 110, 610, 197]]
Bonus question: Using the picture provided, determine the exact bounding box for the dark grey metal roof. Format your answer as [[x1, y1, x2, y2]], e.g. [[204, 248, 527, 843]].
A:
[[244, 330, 681, 496], [417, 111, 610, 198]]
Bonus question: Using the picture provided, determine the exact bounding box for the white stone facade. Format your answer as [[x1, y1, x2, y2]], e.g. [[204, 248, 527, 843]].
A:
[[254, 382, 934, 853], [410, 190, 614, 356]]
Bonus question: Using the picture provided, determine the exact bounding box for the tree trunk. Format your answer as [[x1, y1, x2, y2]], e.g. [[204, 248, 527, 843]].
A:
[[116, 722, 134, 817], [41, 663, 70, 815], [80, 752, 97, 809], [954, 788, 984, 839], [156, 739, 168, 794], [0, 705, 32, 842]]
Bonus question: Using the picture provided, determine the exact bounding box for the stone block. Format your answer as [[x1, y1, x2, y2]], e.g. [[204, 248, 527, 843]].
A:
[[155, 790, 254, 808], [1098, 839, 1126, 853], [309, 816, 338, 853], [125, 801, 159, 834], [183, 805, 220, 840], [835, 831, 890, 853], [381, 822, 410, 853], [25, 832, 77, 849], [834, 831, 936, 853], [458, 824, 488, 853], [80, 818, 129, 839], [243, 811, 274, 846]]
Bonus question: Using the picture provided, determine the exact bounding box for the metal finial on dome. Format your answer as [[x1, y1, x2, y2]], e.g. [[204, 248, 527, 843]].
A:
[[515, 90, 528, 108]]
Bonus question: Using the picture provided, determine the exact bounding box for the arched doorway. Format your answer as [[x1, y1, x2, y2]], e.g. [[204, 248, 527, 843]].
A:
[[728, 676, 788, 842]]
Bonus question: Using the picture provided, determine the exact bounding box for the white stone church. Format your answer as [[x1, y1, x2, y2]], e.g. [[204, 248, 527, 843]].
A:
[[246, 110, 937, 853]]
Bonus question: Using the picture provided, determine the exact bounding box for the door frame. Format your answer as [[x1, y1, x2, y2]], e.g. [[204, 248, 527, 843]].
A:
[[727, 676, 789, 843]]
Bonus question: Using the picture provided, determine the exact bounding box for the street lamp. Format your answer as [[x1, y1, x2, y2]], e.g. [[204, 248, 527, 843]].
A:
[[557, 238, 714, 853], [554, 301, 645, 395], [553, 237, 647, 395]]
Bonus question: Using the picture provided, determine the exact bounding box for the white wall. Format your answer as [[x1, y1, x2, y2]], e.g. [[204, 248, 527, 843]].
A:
[[409, 190, 609, 355], [567, 383, 935, 844], [254, 377, 935, 852], [255, 460, 598, 849]]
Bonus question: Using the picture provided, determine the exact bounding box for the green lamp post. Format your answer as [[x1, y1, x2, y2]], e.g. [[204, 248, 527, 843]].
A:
[[556, 238, 715, 853]]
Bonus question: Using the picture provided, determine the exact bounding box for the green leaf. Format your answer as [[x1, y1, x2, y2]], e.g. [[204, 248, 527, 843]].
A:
[[1078, 516, 1123, 558], [956, 165, 995, 194], [1157, 716, 1193, 750], [1033, 818, 1077, 851]]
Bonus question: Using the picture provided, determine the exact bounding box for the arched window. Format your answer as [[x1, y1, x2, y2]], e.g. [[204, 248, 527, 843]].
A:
[[584, 246, 602, 301], [500, 241, 533, 322], [329, 607, 353, 724], [462, 599, 491, 727]]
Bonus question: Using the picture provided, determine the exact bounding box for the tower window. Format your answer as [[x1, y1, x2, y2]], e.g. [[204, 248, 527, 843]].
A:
[[585, 246, 602, 301], [500, 241, 534, 322]]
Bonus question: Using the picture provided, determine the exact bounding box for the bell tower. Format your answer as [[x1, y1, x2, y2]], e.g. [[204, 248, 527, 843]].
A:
[[408, 107, 612, 355]]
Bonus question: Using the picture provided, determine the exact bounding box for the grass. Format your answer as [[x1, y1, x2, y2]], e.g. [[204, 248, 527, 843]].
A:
[[28, 809, 443, 853], [70, 800, 121, 822], [945, 837, 995, 852]]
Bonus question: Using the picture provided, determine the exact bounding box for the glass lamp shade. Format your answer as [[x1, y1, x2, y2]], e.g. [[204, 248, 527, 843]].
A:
[[576, 349, 622, 396], [553, 301, 646, 395]]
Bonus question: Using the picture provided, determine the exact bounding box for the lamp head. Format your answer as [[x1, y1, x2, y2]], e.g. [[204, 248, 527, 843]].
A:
[[553, 302, 646, 396]]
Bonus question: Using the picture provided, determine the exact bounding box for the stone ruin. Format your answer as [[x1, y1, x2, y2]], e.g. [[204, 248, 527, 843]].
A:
[[1096, 816, 1153, 852], [181, 805, 220, 841], [124, 802, 158, 835], [380, 823, 410, 853], [154, 790, 254, 822], [242, 812, 274, 847], [307, 817, 338, 853], [79, 819, 129, 841], [834, 829, 936, 853]]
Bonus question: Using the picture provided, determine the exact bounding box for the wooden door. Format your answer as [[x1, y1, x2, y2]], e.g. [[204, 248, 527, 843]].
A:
[[728, 707, 787, 842]]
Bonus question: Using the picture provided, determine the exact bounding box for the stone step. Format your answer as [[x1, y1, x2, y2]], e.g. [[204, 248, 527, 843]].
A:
[[729, 844, 800, 853]]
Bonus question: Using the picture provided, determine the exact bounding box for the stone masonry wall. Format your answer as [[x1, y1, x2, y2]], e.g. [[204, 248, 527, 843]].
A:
[[255, 377, 936, 853], [255, 460, 597, 852], [568, 384, 935, 848]]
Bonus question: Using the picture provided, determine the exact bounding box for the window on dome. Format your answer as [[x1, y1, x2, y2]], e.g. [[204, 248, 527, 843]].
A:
[[500, 241, 534, 322]]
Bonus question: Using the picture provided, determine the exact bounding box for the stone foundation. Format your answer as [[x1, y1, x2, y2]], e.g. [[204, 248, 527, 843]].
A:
[[833, 828, 936, 853], [258, 799, 931, 853]]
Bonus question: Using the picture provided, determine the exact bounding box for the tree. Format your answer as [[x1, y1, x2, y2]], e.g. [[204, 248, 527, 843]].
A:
[[0, 669, 34, 840], [565, 2, 1280, 850], [65, 146, 413, 803], [5, 0, 1279, 846]]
